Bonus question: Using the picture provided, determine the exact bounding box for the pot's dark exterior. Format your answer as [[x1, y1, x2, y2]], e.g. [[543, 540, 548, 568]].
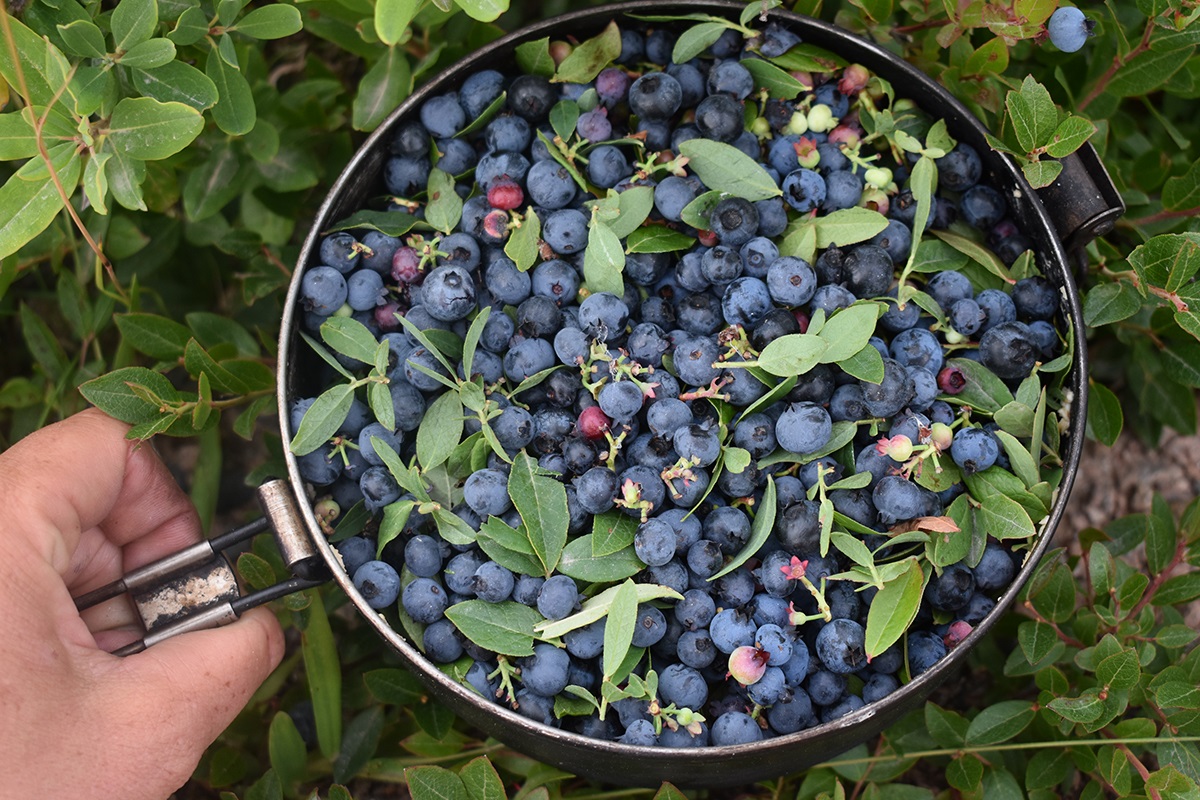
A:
[[278, 2, 1091, 787]]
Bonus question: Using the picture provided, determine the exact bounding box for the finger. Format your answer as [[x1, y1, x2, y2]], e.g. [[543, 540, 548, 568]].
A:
[[1, 409, 202, 581], [101, 607, 285, 763]]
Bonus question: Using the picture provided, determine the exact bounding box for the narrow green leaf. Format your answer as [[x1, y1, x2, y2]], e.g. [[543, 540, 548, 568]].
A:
[[583, 219, 624, 296], [508, 451, 569, 576], [741, 57, 805, 99], [444, 600, 542, 657], [678, 139, 782, 201], [1106, 46, 1193, 97], [290, 383, 354, 456], [79, 367, 179, 425], [515, 37, 555, 78], [943, 358, 1014, 413], [232, 5, 303, 39], [321, 315, 380, 364], [534, 582, 683, 639], [977, 493, 1037, 540], [332, 706, 385, 783], [425, 168, 463, 235], [354, 47, 412, 132], [817, 304, 880, 363], [115, 313, 192, 360], [326, 209, 423, 237], [550, 100, 579, 143], [268, 712, 308, 787], [866, 558, 924, 658], [592, 511, 638, 557], [626, 226, 695, 253], [813, 207, 891, 249], [903, 155, 936, 272], [757, 333, 828, 376], [206, 51, 257, 135], [505, 207, 541, 271], [930, 229, 1012, 284], [993, 429, 1039, 488], [710, 477, 777, 580], [416, 390, 464, 470], [965, 700, 1035, 746], [112, 0, 158, 53], [297, 591, 342, 759], [554, 21, 621, 84], [602, 580, 640, 680], [0, 152, 82, 260], [672, 22, 729, 63]]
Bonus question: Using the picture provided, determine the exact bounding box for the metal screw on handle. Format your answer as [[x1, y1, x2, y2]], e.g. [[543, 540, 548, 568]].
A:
[[73, 479, 328, 655]]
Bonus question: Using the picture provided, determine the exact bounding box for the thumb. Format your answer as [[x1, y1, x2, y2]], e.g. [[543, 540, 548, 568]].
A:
[[93, 607, 286, 796]]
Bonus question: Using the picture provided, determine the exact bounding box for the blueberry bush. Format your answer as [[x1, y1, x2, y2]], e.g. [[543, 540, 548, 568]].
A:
[[1, 0, 1199, 798]]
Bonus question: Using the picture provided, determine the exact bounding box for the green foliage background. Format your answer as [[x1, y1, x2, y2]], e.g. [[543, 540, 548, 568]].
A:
[[1, 0, 1199, 797]]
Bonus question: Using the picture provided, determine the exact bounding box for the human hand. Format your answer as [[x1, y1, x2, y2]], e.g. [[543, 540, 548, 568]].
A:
[[0, 409, 285, 799]]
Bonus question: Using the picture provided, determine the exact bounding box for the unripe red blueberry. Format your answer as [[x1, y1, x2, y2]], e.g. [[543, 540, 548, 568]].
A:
[[488, 178, 524, 211], [391, 246, 422, 284], [937, 365, 967, 394], [578, 405, 611, 440], [728, 645, 769, 686]]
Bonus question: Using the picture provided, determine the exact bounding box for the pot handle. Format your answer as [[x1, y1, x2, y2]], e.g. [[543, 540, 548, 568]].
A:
[[1034, 142, 1125, 258], [72, 479, 329, 656]]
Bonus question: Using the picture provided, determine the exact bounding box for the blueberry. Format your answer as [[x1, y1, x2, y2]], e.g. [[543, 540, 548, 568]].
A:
[[421, 93, 466, 138], [542, 209, 589, 255], [360, 466, 401, 513], [694, 93, 744, 143], [1011, 276, 1057, 321], [300, 266, 348, 315], [628, 72, 683, 120], [353, 560, 401, 609], [710, 712, 763, 746], [960, 184, 1007, 230], [709, 197, 760, 247], [722, 277, 773, 327], [401, 576, 449, 622], [463, 469, 512, 517], [459, 69, 505, 118], [586, 145, 630, 188], [936, 143, 982, 192], [520, 643, 571, 696], [335, 536, 374, 577], [979, 321, 1039, 380], [822, 169, 864, 212], [775, 402, 833, 454], [782, 168, 827, 213], [384, 156, 431, 196], [907, 630, 947, 675], [422, 265, 477, 321], [1048, 6, 1094, 52], [508, 75, 557, 121], [526, 159, 577, 209]]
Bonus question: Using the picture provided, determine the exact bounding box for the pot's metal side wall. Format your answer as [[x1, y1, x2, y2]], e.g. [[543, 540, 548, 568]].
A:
[[278, 1, 1088, 787]]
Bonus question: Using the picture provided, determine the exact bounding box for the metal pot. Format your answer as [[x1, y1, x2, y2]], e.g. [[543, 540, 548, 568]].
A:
[[78, 1, 1121, 787]]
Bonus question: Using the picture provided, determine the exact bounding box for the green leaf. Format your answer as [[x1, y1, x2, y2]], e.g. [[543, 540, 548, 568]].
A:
[[550, 100, 579, 143], [1106, 46, 1194, 97], [131, 60, 219, 112], [679, 190, 726, 230], [417, 390, 464, 470], [741, 57, 805, 99], [0, 15, 76, 110], [374, 0, 421, 44], [817, 304, 880, 363], [838, 344, 885, 383], [930, 230, 1012, 284], [608, 186, 655, 239], [678, 139, 782, 201], [0, 151, 82, 261], [444, 600, 542, 657], [1163, 161, 1200, 212], [505, 207, 541, 272], [903, 155, 937, 273], [461, 307, 490, 382], [1022, 159, 1063, 189], [1154, 574, 1200, 606], [602, 579, 640, 680], [592, 511, 638, 557], [865, 558, 923, 658], [181, 142, 243, 221], [297, 591, 342, 759], [1005, 76, 1057, 153], [57, 19, 106, 58], [460, 757, 506, 800], [0, 110, 43, 160], [1084, 281, 1141, 327], [758, 420, 857, 467], [925, 703, 969, 748], [120, 38, 177, 69], [515, 37, 555, 78], [756, 333, 828, 377], [1128, 234, 1200, 293], [206, 51, 257, 135], [964, 36, 1009, 75], [326, 210, 423, 237], [554, 21, 621, 84], [321, 315, 380, 364], [115, 313, 192, 360], [79, 367, 180, 425], [672, 22, 728, 62], [508, 452, 569, 576], [710, 477, 776, 580], [965, 700, 1035, 746], [106, 97, 203, 160], [1044, 116, 1095, 159], [765, 43, 847, 72], [813, 208, 891, 249], [724, 446, 752, 474], [1017, 620, 1059, 665], [558, 536, 643, 582], [1047, 692, 1105, 724], [977, 493, 1036, 541], [425, 168, 462, 235], [290, 383, 354, 456], [1096, 648, 1140, 690], [169, 7, 210, 46], [333, 706, 385, 784], [112, 0, 158, 53], [407, 766, 470, 800], [584, 219, 624, 296], [534, 582, 682, 639], [943, 358, 1014, 413], [626, 226, 695, 253], [354, 47, 412, 132], [232, 5, 303, 39], [268, 711, 308, 787], [1146, 494, 1176, 575], [83, 150, 110, 216]]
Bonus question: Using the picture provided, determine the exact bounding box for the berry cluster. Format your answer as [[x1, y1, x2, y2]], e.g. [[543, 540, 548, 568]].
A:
[[290, 14, 1072, 749]]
